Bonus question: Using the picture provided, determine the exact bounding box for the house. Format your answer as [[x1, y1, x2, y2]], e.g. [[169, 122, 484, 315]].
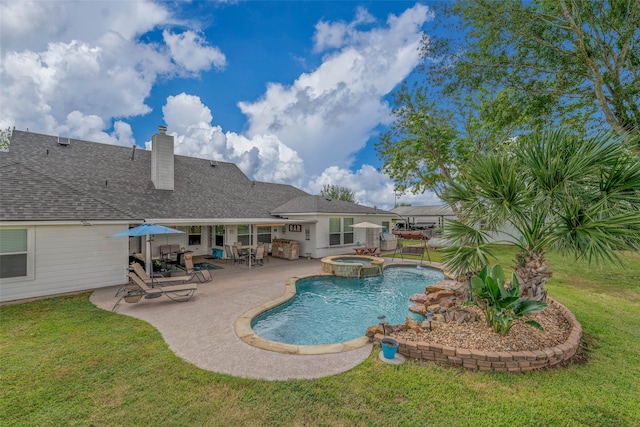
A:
[[0, 128, 395, 302]]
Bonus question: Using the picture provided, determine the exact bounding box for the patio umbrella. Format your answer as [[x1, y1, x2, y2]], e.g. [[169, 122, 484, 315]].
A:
[[350, 222, 385, 247], [108, 223, 184, 274]]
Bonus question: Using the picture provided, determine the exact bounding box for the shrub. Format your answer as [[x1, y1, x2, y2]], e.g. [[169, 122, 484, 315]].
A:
[[469, 264, 547, 336]]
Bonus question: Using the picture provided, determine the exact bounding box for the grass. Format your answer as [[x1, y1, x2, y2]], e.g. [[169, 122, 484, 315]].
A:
[[2, 247, 640, 426]]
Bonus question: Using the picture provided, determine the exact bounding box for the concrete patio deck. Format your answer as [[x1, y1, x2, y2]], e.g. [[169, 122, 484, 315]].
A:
[[90, 256, 374, 381]]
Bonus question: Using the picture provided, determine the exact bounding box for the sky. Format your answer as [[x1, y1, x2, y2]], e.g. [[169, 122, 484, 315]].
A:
[[0, 0, 445, 210]]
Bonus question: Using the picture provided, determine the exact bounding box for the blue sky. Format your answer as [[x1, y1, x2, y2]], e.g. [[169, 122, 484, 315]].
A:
[[0, 0, 443, 209]]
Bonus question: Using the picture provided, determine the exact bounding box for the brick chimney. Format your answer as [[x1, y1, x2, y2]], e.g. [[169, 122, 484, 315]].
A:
[[151, 125, 174, 190]]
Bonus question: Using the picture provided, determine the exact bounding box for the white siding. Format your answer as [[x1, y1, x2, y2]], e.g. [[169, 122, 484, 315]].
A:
[[0, 224, 128, 302], [282, 215, 395, 258]]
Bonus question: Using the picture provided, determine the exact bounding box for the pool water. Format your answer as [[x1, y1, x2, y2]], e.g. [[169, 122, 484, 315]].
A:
[[332, 257, 373, 265], [251, 266, 445, 345]]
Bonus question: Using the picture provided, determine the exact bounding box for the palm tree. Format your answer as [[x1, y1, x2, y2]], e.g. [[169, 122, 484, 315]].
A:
[[441, 129, 640, 300]]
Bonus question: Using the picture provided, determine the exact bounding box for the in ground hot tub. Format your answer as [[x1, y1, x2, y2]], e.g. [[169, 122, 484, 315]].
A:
[[321, 255, 384, 278]]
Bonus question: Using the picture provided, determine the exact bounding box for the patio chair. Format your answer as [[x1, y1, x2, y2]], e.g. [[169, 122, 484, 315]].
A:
[[232, 245, 248, 265], [129, 262, 186, 286], [112, 272, 198, 311], [160, 244, 180, 264], [224, 245, 234, 264], [131, 262, 211, 286], [257, 242, 269, 263], [254, 245, 265, 266]]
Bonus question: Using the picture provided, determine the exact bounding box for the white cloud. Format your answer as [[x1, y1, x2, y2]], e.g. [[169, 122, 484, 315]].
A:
[[163, 30, 227, 73], [0, 0, 170, 53], [238, 3, 432, 176], [148, 93, 306, 185], [52, 112, 135, 147], [306, 164, 441, 211], [313, 6, 376, 52], [0, 0, 224, 141]]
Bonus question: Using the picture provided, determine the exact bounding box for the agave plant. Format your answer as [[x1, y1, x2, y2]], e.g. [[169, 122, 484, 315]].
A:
[[469, 265, 547, 336]]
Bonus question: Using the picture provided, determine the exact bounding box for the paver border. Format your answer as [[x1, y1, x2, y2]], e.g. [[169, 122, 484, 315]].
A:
[[373, 297, 582, 372]]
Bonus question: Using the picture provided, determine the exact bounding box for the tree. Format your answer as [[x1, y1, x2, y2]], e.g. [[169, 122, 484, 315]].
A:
[[377, 0, 640, 207], [319, 184, 357, 203], [448, 0, 640, 145], [441, 128, 640, 300], [375, 81, 533, 215], [376, 13, 564, 207], [376, 82, 458, 200], [0, 127, 11, 150]]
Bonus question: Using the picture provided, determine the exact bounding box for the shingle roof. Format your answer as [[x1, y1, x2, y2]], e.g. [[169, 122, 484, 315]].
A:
[[1, 130, 309, 221], [271, 195, 394, 215], [391, 205, 455, 216], [0, 160, 136, 221]]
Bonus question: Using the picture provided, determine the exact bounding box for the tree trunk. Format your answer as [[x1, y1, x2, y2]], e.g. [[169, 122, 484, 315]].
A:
[[514, 250, 552, 301]]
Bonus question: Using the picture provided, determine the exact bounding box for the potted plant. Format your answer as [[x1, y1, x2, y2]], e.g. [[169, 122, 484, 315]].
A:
[[306, 252, 312, 260]]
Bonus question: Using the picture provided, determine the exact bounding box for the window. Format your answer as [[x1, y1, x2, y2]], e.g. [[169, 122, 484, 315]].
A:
[[382, 221, 390, 233], [214, 225, 225, 246], [343, 218, 354, 244], [257, 226, 272, 244], [188, 226, 201, 246], [329, 218, 341, 246], [329, 218, 354, 246], [0, 229, 28, 279], [237, 224, 253, 246]]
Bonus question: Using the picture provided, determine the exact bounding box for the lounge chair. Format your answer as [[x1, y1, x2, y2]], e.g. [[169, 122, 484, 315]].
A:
[[181, 253, 215, 282], [131, 262, 211, 286], [112, 272, 198, 311]]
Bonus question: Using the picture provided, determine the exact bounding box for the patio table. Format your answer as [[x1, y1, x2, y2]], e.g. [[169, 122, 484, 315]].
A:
[[239, 248, 256, 266], [353, 247, 378, 255]]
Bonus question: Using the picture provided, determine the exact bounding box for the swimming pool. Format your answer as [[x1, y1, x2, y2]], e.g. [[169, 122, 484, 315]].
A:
[[251, 266, 445, 346]]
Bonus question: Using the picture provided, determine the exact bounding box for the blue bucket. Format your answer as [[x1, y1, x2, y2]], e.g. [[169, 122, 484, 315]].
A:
[[381, 338, 399, 359]]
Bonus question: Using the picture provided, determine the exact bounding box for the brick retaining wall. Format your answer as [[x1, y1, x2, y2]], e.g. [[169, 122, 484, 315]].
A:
[[374, 298, 581, 372]]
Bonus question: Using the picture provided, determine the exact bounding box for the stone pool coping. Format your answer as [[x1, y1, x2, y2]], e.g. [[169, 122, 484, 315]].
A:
[[234, 262, 447, 355], [321, 254, 385, 277]]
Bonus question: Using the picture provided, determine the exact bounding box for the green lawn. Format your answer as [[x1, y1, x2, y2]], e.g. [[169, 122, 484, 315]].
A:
[[2, 248, 639, 426]]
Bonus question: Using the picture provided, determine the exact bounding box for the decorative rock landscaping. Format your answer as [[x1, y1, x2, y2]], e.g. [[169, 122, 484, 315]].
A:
[[368, 280, 582, 372]]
